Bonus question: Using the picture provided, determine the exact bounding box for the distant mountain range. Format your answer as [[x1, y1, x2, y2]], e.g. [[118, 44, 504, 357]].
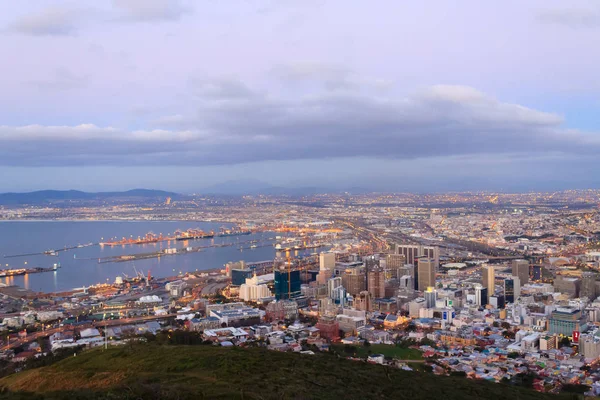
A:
[[0, 189, 180, 205], [0, 184, 373, 205]]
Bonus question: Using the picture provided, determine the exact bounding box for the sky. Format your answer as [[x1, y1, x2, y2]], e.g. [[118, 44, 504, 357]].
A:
[[0, 0, 599, 193]]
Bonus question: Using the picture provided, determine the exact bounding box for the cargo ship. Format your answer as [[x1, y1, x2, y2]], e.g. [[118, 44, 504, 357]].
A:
[[175, 229, 214, 241], [100, 232, 163, 246], [216, 227, 251, 237]]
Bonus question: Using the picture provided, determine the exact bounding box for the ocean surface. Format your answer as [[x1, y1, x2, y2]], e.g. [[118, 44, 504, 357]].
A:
[[0, 221, 309, 293]]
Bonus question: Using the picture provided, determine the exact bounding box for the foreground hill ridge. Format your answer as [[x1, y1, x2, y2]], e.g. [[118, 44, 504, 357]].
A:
[[0, 344, 578, 400]]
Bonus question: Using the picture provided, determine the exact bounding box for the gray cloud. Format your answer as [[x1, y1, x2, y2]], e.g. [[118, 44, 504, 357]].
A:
[[0, 77, 596, 167], [112, 0, 192, 22], [537, 8, 600, 28], [273, 62, 392, 92], [7, 6, 78, 36]]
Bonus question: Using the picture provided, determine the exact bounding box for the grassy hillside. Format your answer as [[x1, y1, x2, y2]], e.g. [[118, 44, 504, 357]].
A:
[[0, 344, 581, 399]]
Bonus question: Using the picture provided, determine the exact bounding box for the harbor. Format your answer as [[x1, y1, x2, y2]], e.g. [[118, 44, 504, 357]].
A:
[[99, 227, 251, 247]]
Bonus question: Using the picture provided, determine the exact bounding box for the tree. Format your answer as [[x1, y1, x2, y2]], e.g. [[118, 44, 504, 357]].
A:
[[501, 322, 511, 330], [560, 337, 571, 348], [492, 321, 500, 328], [561, 384, 590, 394], [363, 340, 371, 347]]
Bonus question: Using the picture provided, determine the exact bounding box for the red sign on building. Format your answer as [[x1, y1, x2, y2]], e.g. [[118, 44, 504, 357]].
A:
[[572, 331, 580, 343]]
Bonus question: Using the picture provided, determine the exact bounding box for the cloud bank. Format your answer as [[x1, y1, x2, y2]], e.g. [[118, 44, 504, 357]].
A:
[[0, 72, 596, 167]]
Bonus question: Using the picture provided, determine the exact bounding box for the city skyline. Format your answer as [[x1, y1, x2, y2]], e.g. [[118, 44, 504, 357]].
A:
[[1, 1, 600, 192]]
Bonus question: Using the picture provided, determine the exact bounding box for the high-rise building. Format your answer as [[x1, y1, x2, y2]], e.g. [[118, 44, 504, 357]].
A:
[[231, 268, 253, 286], [580, 334, 600, 360], [319, 252, 336, 272], [475, 286, 488, 307], [398, 274, 414, 291], [274, 269, 301, 300], [421, 246, 440, 271], [367, 267, 385, 299], [354, 290, 372, 312], [327, 277, 346, 306], [504, 276, 520, 303], [481, 265, 495, 300], [317, 252, 336, 284], [512, 259, 530, 285], [397, 264, 414, 280], [554, 275, 581, 298], [342, 270, 366, 296], [386, 253, 406, 279], [424, 287, 437, 308], [489, 295, 505, 309], [395, 244, 439, 269], [531, 265, 542, 281], [395, 244, 420, 265], [226, 260, 247, 278], [581, 272, 598, 300], [417, 258, 436, 291], [364, 255, 379, 271]]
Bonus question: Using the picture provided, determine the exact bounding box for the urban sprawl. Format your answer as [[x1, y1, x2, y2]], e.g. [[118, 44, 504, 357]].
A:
[[2, 190, 600, 395]]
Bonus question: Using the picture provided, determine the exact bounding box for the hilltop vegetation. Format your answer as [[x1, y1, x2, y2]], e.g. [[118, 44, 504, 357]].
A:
[[0, 343, 582, 400]]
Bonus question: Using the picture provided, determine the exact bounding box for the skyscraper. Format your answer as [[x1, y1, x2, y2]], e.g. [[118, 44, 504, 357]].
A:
[[386, 253, 406, 279], [395, 244, 420, 265], [481, 265, 495, 301], [581, 272, 598, 300], [417, 258, 436, 291], [319, 252, 336, 272], [342, 269, 366, 296], [512, 259, 530, 285], [421, 246, 440, 271], [475, 286, 488, 307], [397, 264, 415, 281], [317, 252, 336, 284], [367, 267, 385, 299], [395, 244, 439, 270], [274, 269, 301, 300], [504, 276, 520, 303]]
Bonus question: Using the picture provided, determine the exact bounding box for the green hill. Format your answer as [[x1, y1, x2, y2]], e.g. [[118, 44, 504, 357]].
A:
[[0, 344, 580, 399]]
